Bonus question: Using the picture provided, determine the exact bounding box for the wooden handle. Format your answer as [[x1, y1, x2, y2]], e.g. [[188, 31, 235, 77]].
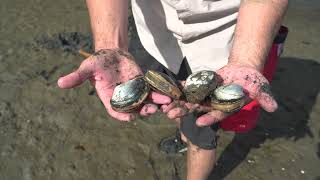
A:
[[78, 49, 92, 58]]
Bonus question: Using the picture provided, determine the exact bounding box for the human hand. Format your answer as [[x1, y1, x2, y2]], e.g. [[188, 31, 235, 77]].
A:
[[57, 49, 171, 121], [196, 63, 278, 126], [161, 63, 278, 126]]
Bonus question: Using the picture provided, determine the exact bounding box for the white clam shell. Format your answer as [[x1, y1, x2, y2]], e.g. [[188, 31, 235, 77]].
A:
[[185, 70, 216, 88], [214, 84, 244, 101], [184, 70, 217, 103]]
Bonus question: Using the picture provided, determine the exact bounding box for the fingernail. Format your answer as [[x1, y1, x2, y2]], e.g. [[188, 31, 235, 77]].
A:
[[57, 78, 64, 87], [270, 101, 278, 112]]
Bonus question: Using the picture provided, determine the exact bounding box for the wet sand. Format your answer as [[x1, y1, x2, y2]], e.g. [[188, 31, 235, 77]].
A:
[[0, 0, 319, 179]]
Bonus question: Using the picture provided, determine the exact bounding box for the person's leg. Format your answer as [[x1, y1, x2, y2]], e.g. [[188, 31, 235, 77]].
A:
[[186, 140, 216, 180], [158, 59, 218, 179], [179, 113, 219, 180]]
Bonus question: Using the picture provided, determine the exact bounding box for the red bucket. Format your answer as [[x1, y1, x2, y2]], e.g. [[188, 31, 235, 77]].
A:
[[219, 26, 289, 133]]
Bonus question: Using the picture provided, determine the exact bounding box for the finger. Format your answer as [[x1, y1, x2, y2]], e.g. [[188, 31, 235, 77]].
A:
[[57, 72, 84, 89], [196, 111, 227, 127], [57, 59, 94, 89], [161, 101, 177, 113], [160, 104, 168, 112], [184, 103, 199, 110], [139, 104, 158, 116], [195, 105, 212, 113], [184, 103, 212, 113], [161, 100, 186, 113], [256, 84, 278, 112], [96, 86, 134, 121], [184, 103, 200, 112], [148, 92, 171, 104], [167, 107, 187, 119]]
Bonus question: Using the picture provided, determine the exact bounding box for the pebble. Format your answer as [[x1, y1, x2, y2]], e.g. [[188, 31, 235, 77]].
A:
[[300, 170, 305, 174], [281, 167, 285, 171], [247, 159, 254, 163]]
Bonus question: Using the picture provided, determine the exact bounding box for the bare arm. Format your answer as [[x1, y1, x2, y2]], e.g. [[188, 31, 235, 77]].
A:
[[194, 0, 288, 126], [229, 0, 288, 71], [86, 0, 129, 51]]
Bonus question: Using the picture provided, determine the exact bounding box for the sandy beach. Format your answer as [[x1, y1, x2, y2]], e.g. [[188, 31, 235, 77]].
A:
[[0, 0, 319, 179]]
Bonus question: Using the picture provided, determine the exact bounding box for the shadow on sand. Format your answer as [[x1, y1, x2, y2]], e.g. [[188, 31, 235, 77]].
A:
[[209, 57, 320, 180]]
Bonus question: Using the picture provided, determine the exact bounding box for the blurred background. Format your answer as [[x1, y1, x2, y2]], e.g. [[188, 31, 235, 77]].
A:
[[0, 0, 319, 179]]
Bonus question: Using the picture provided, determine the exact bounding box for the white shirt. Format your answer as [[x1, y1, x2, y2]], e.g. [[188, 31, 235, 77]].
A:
[[131, 0, 240, 74]]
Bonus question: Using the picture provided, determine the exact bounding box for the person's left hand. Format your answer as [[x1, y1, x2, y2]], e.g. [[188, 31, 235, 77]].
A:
[[161, 63, 278, 126]]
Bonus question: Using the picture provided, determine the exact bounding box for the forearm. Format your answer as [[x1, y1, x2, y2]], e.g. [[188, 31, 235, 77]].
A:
[[229, 0, 288, 71], [86, 0, 129, 51]]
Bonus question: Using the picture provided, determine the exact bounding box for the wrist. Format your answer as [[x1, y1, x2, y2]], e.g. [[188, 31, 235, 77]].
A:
[[228, 57, 264, 71], [94, 38, 128, 52]]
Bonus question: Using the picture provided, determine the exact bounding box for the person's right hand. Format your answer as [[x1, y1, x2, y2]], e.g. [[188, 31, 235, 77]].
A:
[[57, 49, 171, 121]]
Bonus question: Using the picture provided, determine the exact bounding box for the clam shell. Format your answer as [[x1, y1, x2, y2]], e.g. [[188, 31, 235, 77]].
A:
[[183, 70, 217, 103], [214, 84, 244, 101], [110, 76, 150, 112], [211, 99, 245, 113], [144, 70, 182, 99], [211, 84, 245, 113]]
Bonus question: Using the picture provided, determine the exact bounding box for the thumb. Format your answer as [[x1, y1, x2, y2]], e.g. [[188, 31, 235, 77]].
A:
[[196, 111, 227, 127], [256, 84, 278, 112], [57, 59, 94, 89]]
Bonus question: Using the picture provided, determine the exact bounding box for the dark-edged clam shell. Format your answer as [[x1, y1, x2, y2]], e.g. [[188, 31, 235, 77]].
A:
[[110, 76, 150, 112], [211, 84, 245, 113], [183, 70, 217, 103], [144, 70, 182, 99]]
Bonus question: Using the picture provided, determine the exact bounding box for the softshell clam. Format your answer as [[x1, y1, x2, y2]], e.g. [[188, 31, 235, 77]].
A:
[[211, 84, 246, 113], [183, 70, 217, 103], [144, 70, 182, 99], [110, 76, 150, 112]]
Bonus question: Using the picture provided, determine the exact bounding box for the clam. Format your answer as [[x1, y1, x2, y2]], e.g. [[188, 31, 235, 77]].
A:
[[144, 70, 182, 99], [211, 84, 246, 113], [183, 70, 217, 103], [110, 76, 150, 112]]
